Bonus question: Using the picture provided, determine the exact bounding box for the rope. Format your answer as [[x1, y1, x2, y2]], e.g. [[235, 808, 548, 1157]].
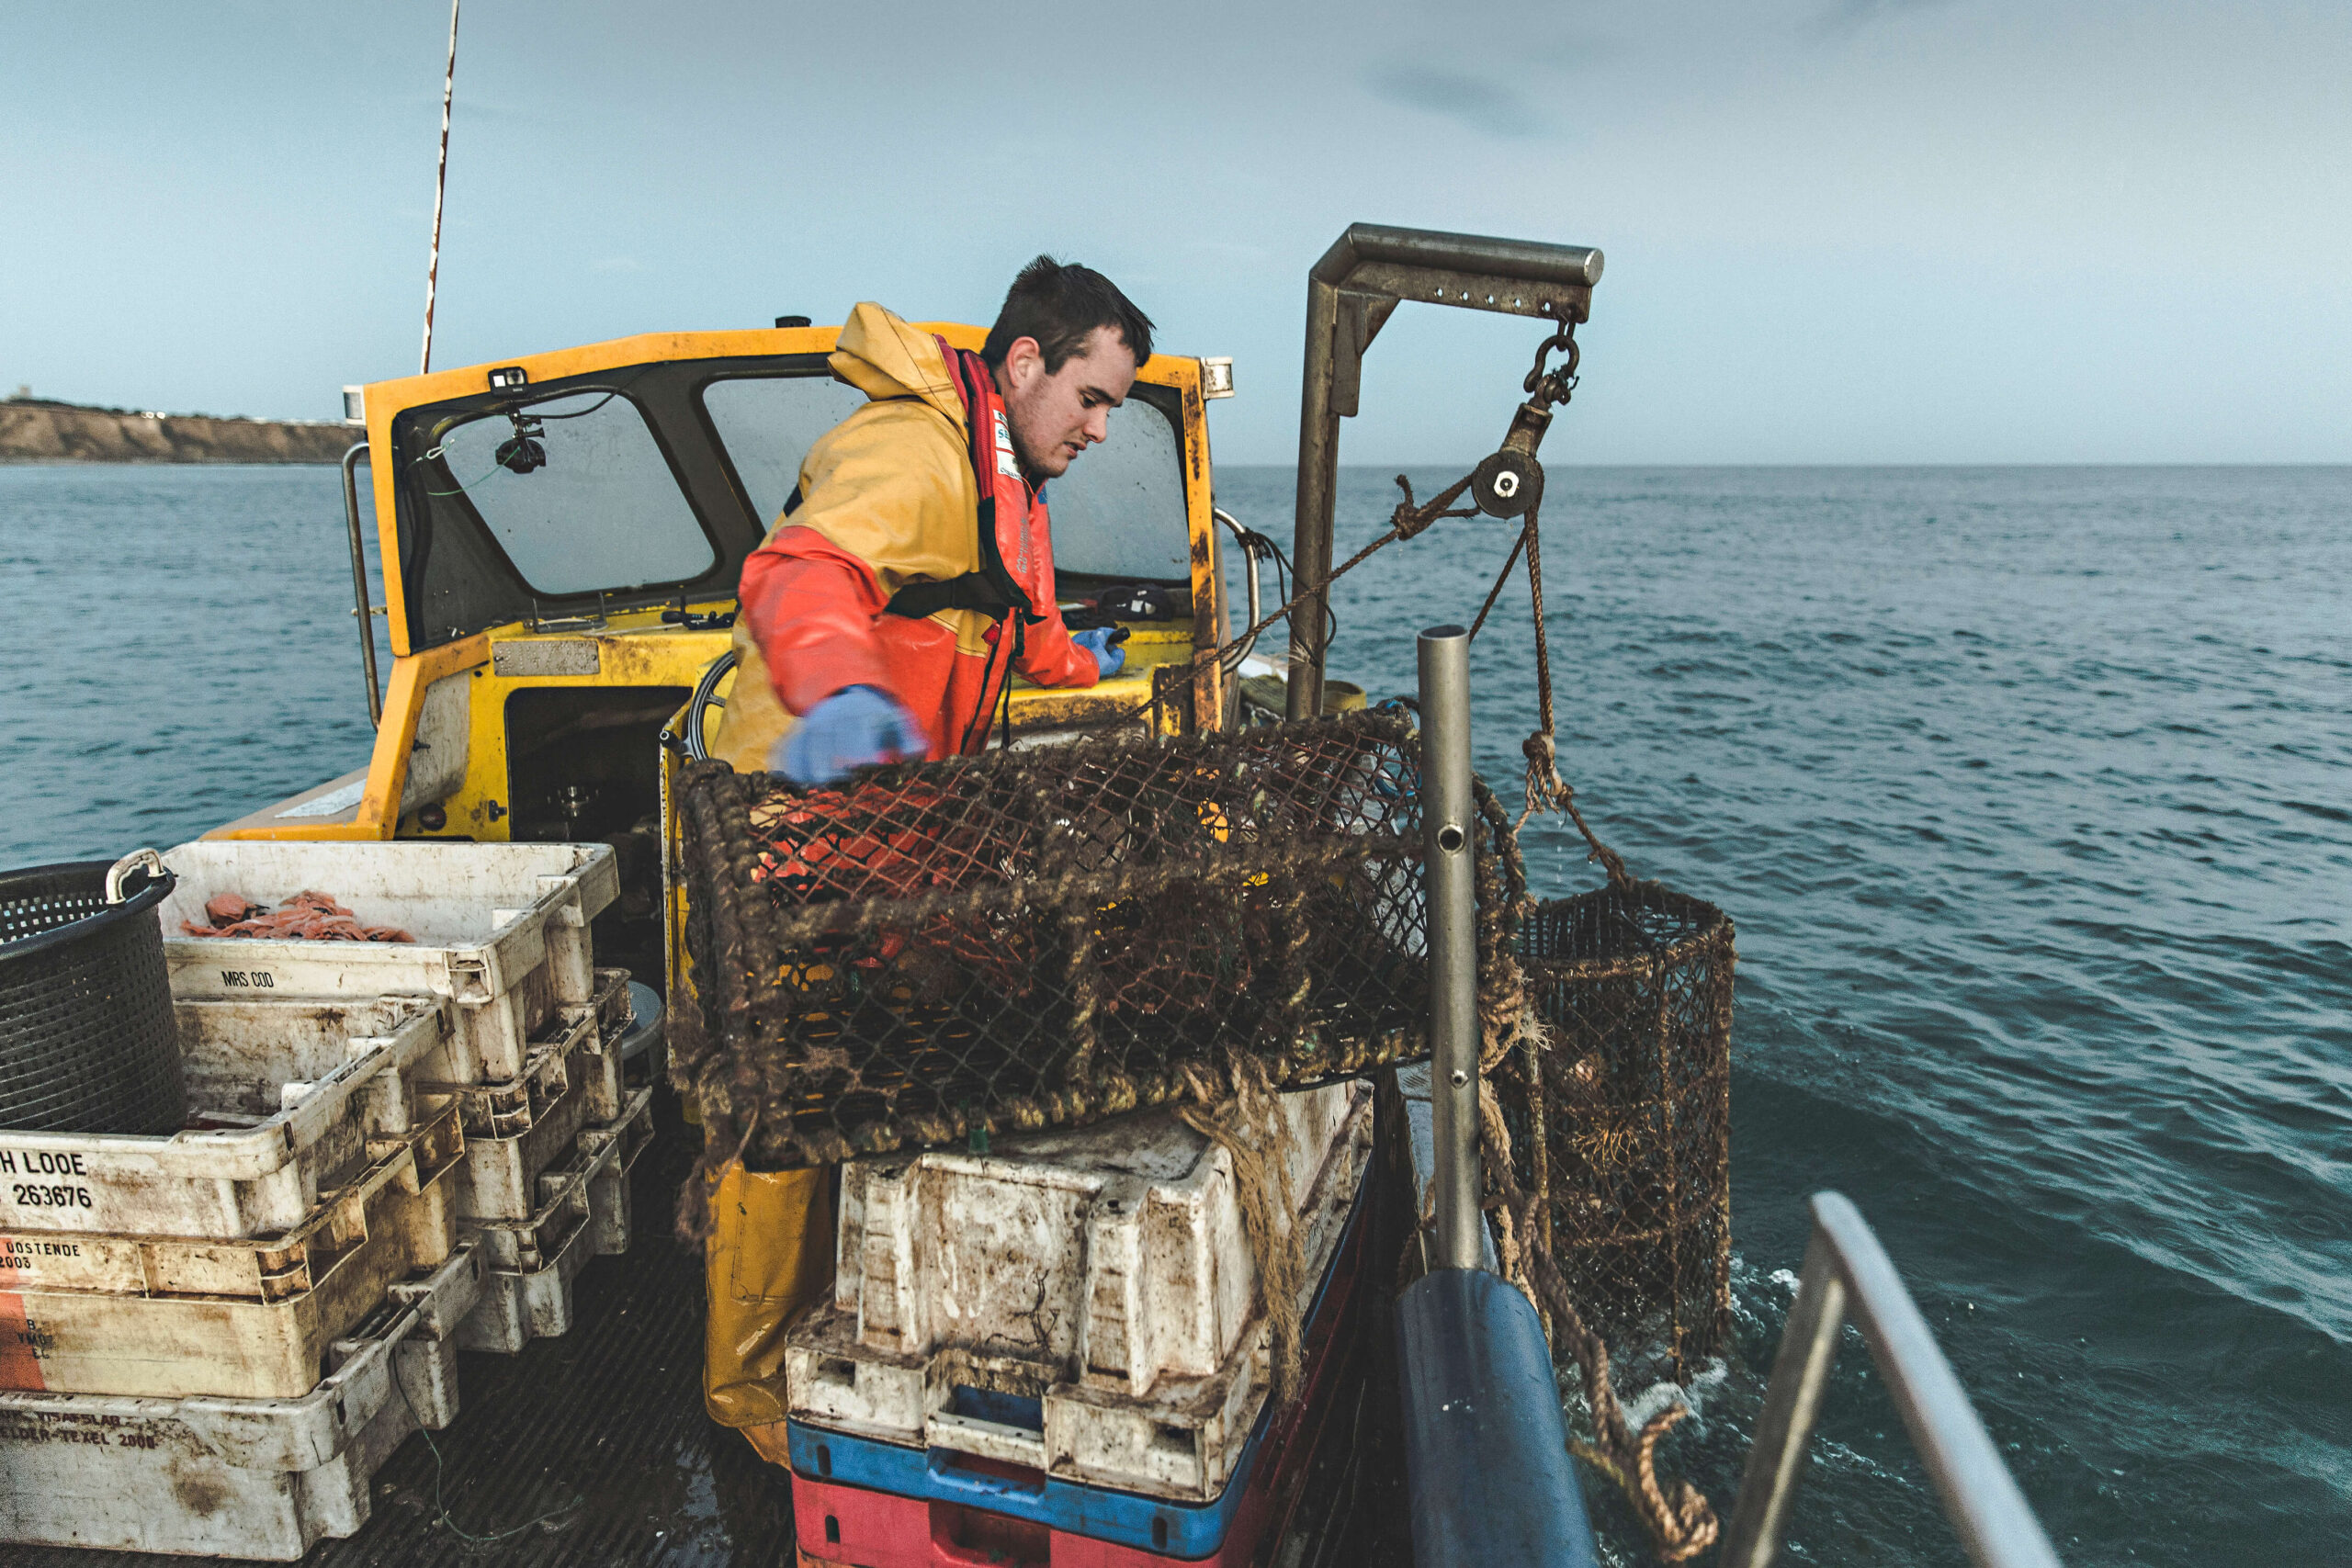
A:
[[1080, 473, 1469, 734], [1448, 794, 1713, 1561], [1476, 1079, 1719, 1562], [395, 1349, 583, 1550], [1463, 493, 1634, 886], [1176, 1055, 1306, 1410], [1218, 469, 1475, 676], [1159, 463, 1634, 892], [1465, 888, 1720, 1562], [1520, 502, 1564, 813], [1389, 1106, 1719, 1562], [1467, 522, 1529, 642]]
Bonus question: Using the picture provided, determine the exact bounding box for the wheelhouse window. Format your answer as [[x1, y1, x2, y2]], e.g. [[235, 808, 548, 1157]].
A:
[[431, 389, 714, 596], [700, 373, 869, 528], [383, 350, 1195, 652], [699, 373, 1192, 586], [1043, 396, 1191, 585]]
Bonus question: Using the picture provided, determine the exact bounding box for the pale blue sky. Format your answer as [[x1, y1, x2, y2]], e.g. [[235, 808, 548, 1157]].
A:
[[4, 1, 2346, 464]]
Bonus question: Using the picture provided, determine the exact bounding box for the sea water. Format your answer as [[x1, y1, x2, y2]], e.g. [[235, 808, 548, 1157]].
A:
[[3, 462, 2346, 1565]]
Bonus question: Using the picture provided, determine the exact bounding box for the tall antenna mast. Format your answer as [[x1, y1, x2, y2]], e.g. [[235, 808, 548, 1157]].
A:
[[420, 0, 460, 375]]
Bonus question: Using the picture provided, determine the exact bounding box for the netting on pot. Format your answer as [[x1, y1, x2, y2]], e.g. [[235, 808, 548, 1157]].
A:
[[669, 711, 1522, 1179], [1501, 877, 1735, 1381]]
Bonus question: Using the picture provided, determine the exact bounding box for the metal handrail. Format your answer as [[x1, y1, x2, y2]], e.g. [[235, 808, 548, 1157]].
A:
[[341, 441, 382, 726], [1721, 1192, 2063, 1568], [1212, 508, 1265, 674]]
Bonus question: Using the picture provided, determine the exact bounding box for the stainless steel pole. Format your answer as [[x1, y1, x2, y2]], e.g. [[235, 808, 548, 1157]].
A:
[[1419, 624, 1483, 1271], [341, 442, 381, 727]]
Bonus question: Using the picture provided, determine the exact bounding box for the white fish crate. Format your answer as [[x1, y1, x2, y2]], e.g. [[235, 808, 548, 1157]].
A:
[[784, 1080, 1373, 1504], [458, 1084, 654, 1354], [0, 1108, 462, 1400], [0, 1243, 482, 1561], [0, 995, 450, 1239], [431, 969, 629, 1221], [581, 965, 636, 1121], [156, 840, 618, 1082]]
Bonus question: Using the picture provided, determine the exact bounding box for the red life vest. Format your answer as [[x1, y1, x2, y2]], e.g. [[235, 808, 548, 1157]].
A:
[[881, 341, 1055, 626]]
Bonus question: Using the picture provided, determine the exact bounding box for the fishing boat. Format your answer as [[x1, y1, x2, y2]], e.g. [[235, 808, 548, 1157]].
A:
[[0, 225, 2061, 1568]]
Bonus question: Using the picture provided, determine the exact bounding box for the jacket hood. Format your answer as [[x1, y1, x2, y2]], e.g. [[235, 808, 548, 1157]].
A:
[[830, 302, 966, 428]]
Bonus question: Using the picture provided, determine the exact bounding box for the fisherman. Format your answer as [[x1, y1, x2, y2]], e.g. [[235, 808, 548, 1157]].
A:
[[713, 257, 1151, 781], [698, 263, 1154, 1460]]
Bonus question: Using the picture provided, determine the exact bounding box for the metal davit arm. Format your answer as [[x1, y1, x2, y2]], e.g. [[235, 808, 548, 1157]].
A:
[[1720, 1192, 2065, 1568], [1284, 224, 1603, 719]]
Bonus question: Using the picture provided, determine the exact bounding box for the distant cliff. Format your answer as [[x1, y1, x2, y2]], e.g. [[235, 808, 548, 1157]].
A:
[[0, 398, 358, 464]]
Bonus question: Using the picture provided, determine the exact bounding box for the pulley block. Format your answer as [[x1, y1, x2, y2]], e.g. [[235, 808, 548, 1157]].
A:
[[1472, 400, 1553, 518]]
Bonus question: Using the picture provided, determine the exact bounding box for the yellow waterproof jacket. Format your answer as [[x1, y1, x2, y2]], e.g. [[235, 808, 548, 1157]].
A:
[[711, 302, 1095, 773]]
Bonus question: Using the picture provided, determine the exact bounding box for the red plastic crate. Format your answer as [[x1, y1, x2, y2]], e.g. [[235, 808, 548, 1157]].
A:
[[795, 1204, 1367, 1568]]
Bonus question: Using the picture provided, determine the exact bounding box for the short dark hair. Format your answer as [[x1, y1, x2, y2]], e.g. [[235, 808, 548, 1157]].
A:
[[983, 255, 1154, 374]]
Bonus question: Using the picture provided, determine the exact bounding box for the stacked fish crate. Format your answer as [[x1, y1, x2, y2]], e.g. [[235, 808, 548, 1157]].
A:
[[443, 965, 653, 1349], [0, 989, 481, 1558], [0, 840, 652, 1560], [783, 1079, 1377, 1568], [153, 841, 659, 1354]]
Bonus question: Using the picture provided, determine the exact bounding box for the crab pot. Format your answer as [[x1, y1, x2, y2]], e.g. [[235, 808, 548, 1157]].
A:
[[1514, 882, 1734, 1380], [670, 714, 1513, 1173]]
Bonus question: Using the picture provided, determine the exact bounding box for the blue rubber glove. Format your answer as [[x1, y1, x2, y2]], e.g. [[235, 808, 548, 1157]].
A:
[[770, 686, 925, 785], [1071, 626, 1129, 679]]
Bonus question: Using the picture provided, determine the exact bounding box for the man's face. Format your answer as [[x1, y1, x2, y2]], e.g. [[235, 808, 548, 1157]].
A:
[[996, 325, 1138, 481]]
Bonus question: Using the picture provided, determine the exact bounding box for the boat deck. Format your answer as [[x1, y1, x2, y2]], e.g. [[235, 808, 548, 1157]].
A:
[[28, 1089, 1417, 1567]]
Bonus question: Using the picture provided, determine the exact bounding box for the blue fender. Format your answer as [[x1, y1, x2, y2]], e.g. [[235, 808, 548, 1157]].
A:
[[1396, 1266, 1600, 1568]]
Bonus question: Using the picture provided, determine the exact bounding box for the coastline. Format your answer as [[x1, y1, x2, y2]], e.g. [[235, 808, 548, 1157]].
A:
[[0, 399, 356, 464]]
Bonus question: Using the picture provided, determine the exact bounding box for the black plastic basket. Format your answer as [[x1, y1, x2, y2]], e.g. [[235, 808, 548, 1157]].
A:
[[0, 852, 188, 1134]]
